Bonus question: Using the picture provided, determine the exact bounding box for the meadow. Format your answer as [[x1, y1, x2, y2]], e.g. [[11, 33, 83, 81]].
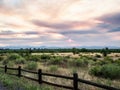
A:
[[0, 48, 120, 90]]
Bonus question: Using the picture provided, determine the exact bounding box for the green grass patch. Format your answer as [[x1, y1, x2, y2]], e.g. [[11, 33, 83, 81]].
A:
[[0, 73, 53, 90]]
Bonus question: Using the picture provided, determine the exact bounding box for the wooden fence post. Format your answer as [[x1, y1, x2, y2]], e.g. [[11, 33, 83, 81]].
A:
[[18, 66, 21, 77], [73, 73, 78, 90], [5, 65, 7, 73], [38, 69, 42, 84]]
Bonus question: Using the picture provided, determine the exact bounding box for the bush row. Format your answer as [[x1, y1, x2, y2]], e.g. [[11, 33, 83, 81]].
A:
[[89, 64, 120, 79]]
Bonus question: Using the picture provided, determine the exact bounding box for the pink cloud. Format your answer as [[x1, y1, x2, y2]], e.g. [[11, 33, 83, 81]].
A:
[[67, 38, 74, 43]]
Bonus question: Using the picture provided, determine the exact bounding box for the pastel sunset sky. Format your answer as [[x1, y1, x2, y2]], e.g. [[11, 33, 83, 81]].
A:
[[0, 0, 120, 47]]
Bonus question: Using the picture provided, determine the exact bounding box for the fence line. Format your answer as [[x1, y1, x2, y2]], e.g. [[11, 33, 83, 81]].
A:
[[0, 65, 119, 90], [21, 69, 38, 74]]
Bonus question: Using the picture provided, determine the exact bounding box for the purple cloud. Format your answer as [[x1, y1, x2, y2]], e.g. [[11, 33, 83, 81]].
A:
[[31, 20, 92, 30], [109, 27, 120, 32], [61, 30, 99, 35], [96, 12, 120, 33], [0, 30, 15, 35], [25, 31, 39, 35], [98, 12, 120, 26], [32, 20, 72, 29]]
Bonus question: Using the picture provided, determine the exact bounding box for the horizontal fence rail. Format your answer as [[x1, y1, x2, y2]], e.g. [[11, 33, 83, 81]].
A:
[[7, 67, 18, 70], [42, 72, 73, 80], [78, 78, 119, 90], [21, 69, 38, 74], [0, 65, 119, 90]]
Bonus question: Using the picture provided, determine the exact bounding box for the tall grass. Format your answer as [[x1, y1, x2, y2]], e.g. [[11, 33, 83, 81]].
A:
[[0, 73, 53, 90]]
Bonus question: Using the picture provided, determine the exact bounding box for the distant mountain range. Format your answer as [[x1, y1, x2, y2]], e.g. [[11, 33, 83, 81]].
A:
[[0, 46, 120, 49]]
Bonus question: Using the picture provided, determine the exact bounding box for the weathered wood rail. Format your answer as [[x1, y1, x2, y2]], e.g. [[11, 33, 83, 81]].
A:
[[0, 65, 119, 90]]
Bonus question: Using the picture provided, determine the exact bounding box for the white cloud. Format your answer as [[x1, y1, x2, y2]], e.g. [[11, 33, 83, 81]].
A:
[[0, 0, 120, 47]]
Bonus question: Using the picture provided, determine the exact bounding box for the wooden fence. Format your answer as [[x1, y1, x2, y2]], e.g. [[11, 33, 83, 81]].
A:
[[0, 65, 119, 90]]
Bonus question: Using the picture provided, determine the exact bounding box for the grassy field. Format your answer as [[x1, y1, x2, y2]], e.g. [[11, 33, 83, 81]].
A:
[[0, 52, 120, 90], [0, 72, 53, 90]]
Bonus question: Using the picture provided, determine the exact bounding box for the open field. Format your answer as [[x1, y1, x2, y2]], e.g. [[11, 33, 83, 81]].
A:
[[0, 50, 120, 90]]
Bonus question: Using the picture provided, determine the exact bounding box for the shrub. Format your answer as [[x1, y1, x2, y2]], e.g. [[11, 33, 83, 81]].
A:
[[95, 54, 102, 58], [89, 66, 102, 76], [104, 56, 113, 63], [101, 64, 120, 79], [25, 61, 38, 70], [64, 55, 71, 59], [0, 56, 4, 61], [115, 59, 120, 65], [92, 57, 97, 61], [102, 51, 107, 57], [7, 61, 14, 67], [15, 57, 26, 64], [8, 53, 21, 60], [76, 59, 86, 66], [49, 65, 58, 72], [69, 58, 88, 67], [89, 64, 120, 79], [94, 57, 113, 66], [2, 59, 9, 65], [72, 68, 77, 73], [48, 56, 63, 65], [95, 60, 110, 65], [40, 54, 51, 59], [28, 55, 40, 62]]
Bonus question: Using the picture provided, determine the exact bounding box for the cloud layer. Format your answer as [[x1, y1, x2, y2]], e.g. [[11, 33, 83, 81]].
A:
[[0, 0, 120, 47]]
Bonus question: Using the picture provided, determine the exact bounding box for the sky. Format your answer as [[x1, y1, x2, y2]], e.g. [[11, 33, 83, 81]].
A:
[[0, 0, 120, 47]]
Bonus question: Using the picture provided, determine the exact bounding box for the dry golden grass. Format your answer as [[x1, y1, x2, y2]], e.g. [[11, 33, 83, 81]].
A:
[[1, 52, 120, 90], [36, 62, 120, 90]]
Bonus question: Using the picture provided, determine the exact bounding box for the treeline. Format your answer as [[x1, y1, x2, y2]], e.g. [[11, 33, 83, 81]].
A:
[[0, 47, 120, 54]]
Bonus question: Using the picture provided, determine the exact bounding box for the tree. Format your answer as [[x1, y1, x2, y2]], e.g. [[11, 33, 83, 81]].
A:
[[101, 47, 110, 57], [72, 47, 79, 55]]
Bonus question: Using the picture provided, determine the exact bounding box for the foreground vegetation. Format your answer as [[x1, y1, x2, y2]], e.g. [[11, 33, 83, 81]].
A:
[[0, 48, 120, 89], [0, 72, 52, 90]]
